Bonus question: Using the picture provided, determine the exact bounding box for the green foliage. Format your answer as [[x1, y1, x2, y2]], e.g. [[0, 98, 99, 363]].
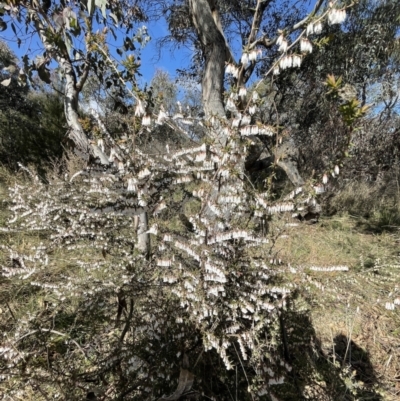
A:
[[0, 41, 65, 170], [325, 74, 370, 126], [338, 98, 370, 126]]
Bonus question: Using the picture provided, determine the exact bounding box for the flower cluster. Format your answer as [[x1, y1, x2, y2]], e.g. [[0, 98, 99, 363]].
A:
[[0, 100, 317, 399]]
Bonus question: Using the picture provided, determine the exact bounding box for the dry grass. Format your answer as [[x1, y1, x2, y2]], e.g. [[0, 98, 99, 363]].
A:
[[276, 214, 400, 400], [277, 214, 398, 269], [327, 173, 400, 232]]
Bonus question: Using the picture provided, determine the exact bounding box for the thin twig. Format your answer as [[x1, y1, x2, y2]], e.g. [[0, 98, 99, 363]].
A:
[[232, 342, 255, 401], [14, 328, 87, 359]]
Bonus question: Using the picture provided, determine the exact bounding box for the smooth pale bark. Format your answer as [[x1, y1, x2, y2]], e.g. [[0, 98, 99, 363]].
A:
[[188, 0, 229, 122], [62, 63, 91, 152], [137, 212, 150, 257]]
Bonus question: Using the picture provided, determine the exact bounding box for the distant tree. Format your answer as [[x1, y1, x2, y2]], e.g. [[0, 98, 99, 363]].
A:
[[0, 41, 65, 169]]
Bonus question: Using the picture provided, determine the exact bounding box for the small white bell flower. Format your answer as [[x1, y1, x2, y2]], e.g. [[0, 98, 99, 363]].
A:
[[334, 165, 340, 175], [238, 87, 247, 98], [314, 22, 323, 34], [241, 53, 249, 65]]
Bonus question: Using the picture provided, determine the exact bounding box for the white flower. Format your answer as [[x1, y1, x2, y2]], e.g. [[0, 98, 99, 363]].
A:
[[322, 173, 328, 184], [156, 108, 168, 125], [226, 98, 236, 111], [226, 63, 239, 78], [241, 126, 251, 136], [334, 165, 340, 175], [232, 116, 241, 127], [97, 138, 104, 152], [142, 115, 151, 126], [138, 168, 151, 179], [306, 23, 314, 36], [328, 9, 346, 25], [300, 38, 312, 53], [292, 55, 302, 68], [278, 39, 288, 53], [232, 67, 239, 78], [249, 49, 257, 61], [279, 55, 292, 70], [252, 92, 259, 101], [273, 66, 280, 75], [251, 125, 259, 135], [259, 126, 275, 136], [127, 178, 137, 192], [241, 52, 249, 65], [225, 63, 234, 74], [314, 22, 323, 34], [117, 160, 124, 172], [134, 100, 145, 117], [277, 34, 284, 46], [146, 224, 158, 235], [241, 115, 251, 125], [238, 87, 247, 98], [249, 105, 257, 115]]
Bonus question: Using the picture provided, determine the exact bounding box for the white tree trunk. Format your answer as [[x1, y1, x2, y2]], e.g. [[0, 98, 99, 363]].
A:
[[189, 0, 229, 122], [137, 212, 150, 257]]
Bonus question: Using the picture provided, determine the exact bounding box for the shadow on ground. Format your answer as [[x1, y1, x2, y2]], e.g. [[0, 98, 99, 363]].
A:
[[271, 302, 382, 400]]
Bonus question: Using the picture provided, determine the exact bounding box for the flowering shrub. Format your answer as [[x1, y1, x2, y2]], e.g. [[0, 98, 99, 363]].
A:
[[0, 110, 307, 399], [0, 1, 358, 399]]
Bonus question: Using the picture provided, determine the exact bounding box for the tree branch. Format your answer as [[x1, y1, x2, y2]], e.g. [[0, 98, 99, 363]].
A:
[[248, 0, 272, 45], [76, 57, 91, 92], [250, 0, 326, 50]]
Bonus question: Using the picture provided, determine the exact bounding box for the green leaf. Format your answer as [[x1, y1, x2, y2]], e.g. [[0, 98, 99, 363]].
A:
[[38, 65, 51, 84], [123, 37, 135, 51], [109, 26, 117, 41]]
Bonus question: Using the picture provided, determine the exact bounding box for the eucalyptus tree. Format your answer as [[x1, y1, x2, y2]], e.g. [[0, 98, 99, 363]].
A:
[[155, 0, 355, 186], [0, 0, 148, 162], [1, 0, 358, 184]]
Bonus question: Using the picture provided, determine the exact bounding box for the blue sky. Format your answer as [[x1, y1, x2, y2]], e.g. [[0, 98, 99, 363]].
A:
[[139, 21, 193, 84], [0, 13, 191, 87]]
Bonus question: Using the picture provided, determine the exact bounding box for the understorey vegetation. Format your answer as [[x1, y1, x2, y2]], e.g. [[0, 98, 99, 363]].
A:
[[0, 0, 399, 400]]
